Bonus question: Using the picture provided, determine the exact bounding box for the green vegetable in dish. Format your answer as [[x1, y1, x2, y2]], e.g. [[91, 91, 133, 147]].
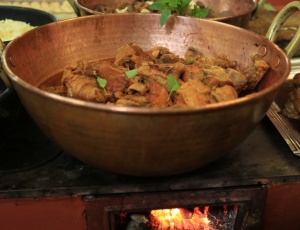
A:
[[126, 69, 138, 78], [150, 0, 209, 26], [97, 76, 107, 91], [167, 75, 180, 101]]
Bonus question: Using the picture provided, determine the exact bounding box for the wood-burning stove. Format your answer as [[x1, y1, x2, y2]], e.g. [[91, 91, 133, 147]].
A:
[[85, 187, 267, 229]]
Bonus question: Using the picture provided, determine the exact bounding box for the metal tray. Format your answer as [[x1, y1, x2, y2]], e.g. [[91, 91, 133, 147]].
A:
[[267, 58, 300, 156]]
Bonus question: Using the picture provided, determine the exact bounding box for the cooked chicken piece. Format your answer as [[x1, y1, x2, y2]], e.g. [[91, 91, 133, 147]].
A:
[[137, 62, 185, 90], [211, 85, 238, 103], [137, 64, 168, 89], [127, 79, 149, 95], [185, 47, 237, 69], [61, 67, 111, 103], [146, 46, 181, 63], [182, 64, 204, 82], [184, 47, 203, 63], [202, 66, 248, 93], [146, 78, 170, 108], [115, 95, 149, 107], [96, 60, 129, 93], [114, 43, 154, 68], [173, 80, 211, 107], [208, 54, 237, 69], [116, 77, 170, 108], [242, 54, 270, 90]]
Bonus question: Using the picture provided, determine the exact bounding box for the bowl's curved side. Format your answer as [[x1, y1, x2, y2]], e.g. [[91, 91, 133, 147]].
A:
[[2, 14, 291, 176], [10, 82, 274, 176]]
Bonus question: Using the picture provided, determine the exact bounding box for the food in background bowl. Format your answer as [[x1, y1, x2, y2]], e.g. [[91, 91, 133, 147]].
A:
[[0, 19, 36, 42], [74, 0, 258, 28], [0, 5, 57, 43]]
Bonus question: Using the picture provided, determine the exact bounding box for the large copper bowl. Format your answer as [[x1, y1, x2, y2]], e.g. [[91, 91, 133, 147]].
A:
[[1, 13, 292, 176], [72, 0, 261, 28]]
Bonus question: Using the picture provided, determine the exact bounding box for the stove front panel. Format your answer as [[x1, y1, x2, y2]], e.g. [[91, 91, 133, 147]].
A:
[[85, 186, 267, 230]]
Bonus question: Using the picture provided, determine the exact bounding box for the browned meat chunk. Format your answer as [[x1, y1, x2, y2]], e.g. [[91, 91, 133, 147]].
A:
[[182, 64, 204, 82], [61, 67, 111, 103], [173, 80, 212, 107], [114, 43, 154, 68], [202, 66, 248, 93], [211, 85, 238, 103], [96, 60, 129, 93], [242, 54, 270, 90], [146, 46, 181, 63], [137, 62, 185, 90], [115, 77, 170, 108], [173, 79, 238, 107], [146, 78, 170, 107], [185, 47, 237, 69]]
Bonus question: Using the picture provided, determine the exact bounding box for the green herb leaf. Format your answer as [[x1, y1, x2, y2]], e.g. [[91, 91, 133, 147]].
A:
[[149, 0, 167, 11], [186, 59, 194, 65], [125, 69, 138, 78], [175, 0, 190, 15], [97, 76, 107, 91], [167, 75, 180, 101], [169, 0, 180, 8], [150, 0, 209, 26], [191, 6, 209, 18], [160, 8, 171, 26]]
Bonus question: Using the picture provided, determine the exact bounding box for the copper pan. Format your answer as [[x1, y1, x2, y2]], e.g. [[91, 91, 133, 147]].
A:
[[1, 2, 300, 177], [70, 0, 265, 28]]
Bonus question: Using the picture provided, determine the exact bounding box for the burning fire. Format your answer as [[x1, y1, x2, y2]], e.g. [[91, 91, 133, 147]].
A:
[[120, 205, 237, 229], [150, 207, 213, 230]]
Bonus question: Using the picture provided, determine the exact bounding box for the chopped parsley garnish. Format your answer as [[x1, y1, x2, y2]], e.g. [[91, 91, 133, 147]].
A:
[[97, 76, 107, 91], [167, 75, 180, 101], [126, 69, 138, 78]]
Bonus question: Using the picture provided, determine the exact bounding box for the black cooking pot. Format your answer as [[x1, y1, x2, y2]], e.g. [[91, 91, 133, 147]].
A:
[[0, 6, 57, 144]]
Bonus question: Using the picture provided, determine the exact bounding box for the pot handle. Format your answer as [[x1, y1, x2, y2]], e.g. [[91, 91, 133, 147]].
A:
[[252, 0, 266, 18], [0, 39, 14, 103], [265, 1, 300, 58], [67, 0, 80, 17]]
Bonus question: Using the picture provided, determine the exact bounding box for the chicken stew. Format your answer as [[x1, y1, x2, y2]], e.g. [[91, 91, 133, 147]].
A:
[[40, 44, 270, 108]]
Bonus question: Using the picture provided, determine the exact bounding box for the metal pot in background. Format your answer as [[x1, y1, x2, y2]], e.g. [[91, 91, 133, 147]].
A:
[[70, 0, 265, 28], [0, 6, 57, 144]]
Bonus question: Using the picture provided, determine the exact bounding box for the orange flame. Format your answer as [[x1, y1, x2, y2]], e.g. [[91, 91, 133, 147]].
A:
[[150, 207, 213, 230]]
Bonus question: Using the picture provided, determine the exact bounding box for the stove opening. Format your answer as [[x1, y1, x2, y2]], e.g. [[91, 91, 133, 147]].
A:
[[114, 205, 238, 230]]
